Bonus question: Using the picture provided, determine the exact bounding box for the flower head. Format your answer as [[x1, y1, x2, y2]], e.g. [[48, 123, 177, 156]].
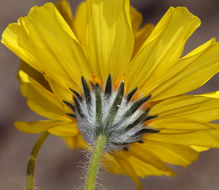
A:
[[2, 0, 219, 189]]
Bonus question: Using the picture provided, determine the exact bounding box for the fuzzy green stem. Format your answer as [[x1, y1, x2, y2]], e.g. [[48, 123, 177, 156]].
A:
[[26, 132, 49, 190], [85, 134, 107, 190]]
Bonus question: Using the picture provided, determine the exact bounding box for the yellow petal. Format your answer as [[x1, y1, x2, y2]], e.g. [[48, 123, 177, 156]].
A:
[[151, 94, 219, 122], [140, 141, 199, 167], [150, 39, 219, 100], [1, 3, 90, 92], [129, 144, 175, 175], [19, 70, 70, 120], [84, 0, 134, 82], [126, 153, 175, 178], [150, 118, 217, 133], [62, 135, 88, 149], [48, 122, 79, 136], [126, 7, 200, 91], [15, 120, 73, 134], [111, 150, 174, 186], [55, 0, 74, 29], [73, 2, 88, 44], [146, 129, 219, 148]]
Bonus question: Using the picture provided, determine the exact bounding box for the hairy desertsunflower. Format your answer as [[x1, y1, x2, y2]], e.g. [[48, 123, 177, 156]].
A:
[[2, 0, 219, 189]]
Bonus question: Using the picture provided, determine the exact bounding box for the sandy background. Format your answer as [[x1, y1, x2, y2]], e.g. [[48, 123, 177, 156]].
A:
[[0, 0, 219, 189]]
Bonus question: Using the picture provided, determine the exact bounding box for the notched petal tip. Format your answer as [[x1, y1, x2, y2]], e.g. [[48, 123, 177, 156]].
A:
[[169, 6, 201, 24]]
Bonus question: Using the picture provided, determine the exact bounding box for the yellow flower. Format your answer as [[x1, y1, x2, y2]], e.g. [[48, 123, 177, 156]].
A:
[[2, 0, 219, 189]]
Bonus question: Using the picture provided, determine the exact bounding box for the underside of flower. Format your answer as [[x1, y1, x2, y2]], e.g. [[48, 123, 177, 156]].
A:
[[2, 1, 219, 189], [63, 75, 159, 151]]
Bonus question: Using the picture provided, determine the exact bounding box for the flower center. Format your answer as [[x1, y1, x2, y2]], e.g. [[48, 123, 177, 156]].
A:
[[63, 75, 159, 151]]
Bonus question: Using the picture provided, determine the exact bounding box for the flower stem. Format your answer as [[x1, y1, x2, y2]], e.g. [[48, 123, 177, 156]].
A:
[[26, 132, 49, 190], [85, 134, 107, 190]]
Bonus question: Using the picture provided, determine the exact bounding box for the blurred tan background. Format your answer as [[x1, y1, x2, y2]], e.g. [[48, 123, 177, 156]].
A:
[[0, 0, 219, 189]]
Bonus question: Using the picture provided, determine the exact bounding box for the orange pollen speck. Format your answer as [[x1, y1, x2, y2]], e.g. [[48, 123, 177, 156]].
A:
[[92, 73, 102, 87]]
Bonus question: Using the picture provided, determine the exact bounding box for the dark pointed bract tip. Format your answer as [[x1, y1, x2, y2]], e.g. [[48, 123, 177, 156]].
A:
[[96, 83, 100, 89], [135, 128, 159, 136], [143, 94, 152, 102], [66, 113, 76, 118], [116, 81, 125, 103], [126, 87, 138, 103], [81, 76, 91, 105], [137, 140, 144, 144], [90, 81, 96, 89], [69, 88, 83, 101], [143, 115, 158, 122], [119, 81, 125, 93], [63, 100, 75, 111], [105, 74, 112, 96]]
